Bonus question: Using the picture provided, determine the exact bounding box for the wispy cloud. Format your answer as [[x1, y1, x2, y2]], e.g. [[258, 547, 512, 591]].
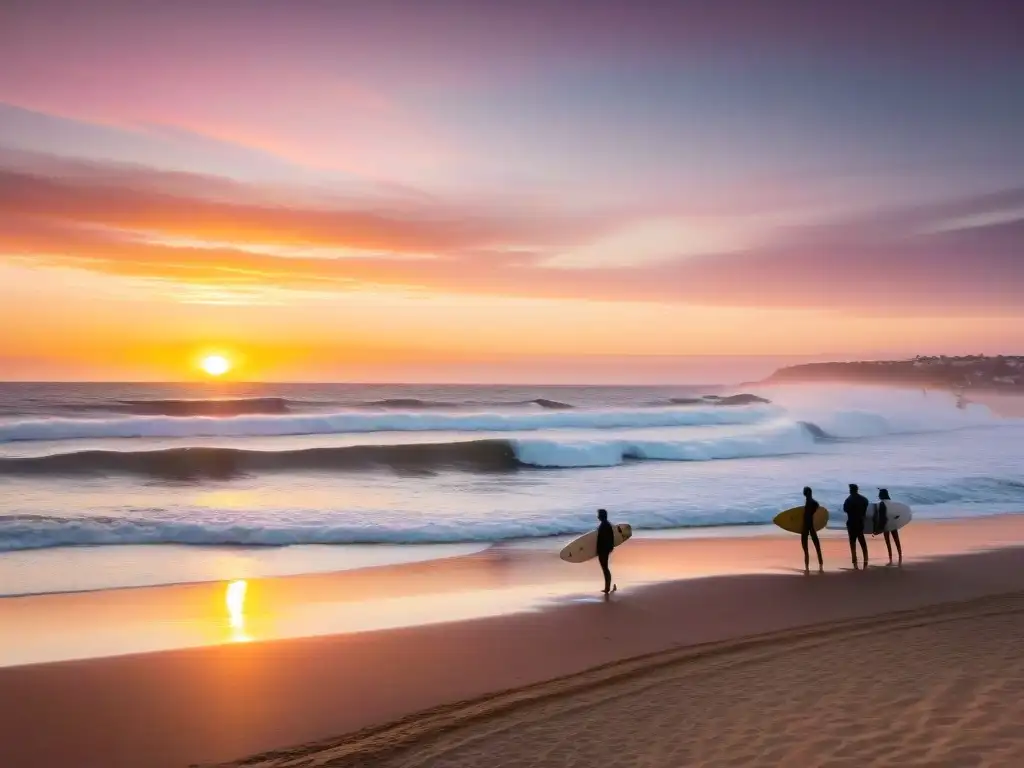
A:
[[0, 160, 607, 254], [2, 154, 1022, 315]]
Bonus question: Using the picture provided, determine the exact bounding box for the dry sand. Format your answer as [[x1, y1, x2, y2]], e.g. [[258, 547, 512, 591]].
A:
[[228, 594, 1024, 768]]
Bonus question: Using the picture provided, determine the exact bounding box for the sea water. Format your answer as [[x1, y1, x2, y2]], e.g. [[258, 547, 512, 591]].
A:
[[1, 382, 1022, 595]]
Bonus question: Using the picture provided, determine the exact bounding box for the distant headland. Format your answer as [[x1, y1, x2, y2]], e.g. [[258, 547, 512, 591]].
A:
[[762, 355, 1024, 390]]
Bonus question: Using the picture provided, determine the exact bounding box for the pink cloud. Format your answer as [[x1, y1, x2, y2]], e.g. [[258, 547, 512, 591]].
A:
[[0, 163, 612, 254], [1, 161, 1022, 316]]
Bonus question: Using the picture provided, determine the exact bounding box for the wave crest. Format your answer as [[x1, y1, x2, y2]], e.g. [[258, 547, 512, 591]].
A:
[[0, 404, 775, 443], [55, 397, 294, 417], [355, 397, 575, 410], [117, 397, 292, 416], [0, 441, 517, 479], [663, 394, 772, 407], [0, 512, 766, 552], [5, 472, 1023, 552], [0, 422, 820, 479]]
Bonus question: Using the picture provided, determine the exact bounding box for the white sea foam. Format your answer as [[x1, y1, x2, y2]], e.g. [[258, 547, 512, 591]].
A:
[[1, 385, 1022, 557], [511, 422, 815, 467], [3, 470, 1024, 553], [0, 404, 776, 443], [760, 384, 1001, 437]]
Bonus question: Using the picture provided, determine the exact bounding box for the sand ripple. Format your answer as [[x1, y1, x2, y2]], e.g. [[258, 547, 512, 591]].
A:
[[226, 594, 1024, 768]]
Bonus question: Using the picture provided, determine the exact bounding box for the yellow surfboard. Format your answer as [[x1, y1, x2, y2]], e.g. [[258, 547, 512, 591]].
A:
[[773, 506, 829, 534]]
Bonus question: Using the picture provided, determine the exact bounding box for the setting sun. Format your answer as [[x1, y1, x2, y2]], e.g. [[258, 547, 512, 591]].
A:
[[200, 354, 231, 377]]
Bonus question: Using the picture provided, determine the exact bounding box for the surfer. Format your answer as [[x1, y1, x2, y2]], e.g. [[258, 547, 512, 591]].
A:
[[842, 483, 870, 569], [800, 486, 824, 572], [596, 508, 616, 595], [875, 488, 903, 564]]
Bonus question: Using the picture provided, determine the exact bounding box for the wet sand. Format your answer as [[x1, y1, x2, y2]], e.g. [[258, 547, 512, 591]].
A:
[[2, 514, 1022, 667], [1, 517, 1023, 768]]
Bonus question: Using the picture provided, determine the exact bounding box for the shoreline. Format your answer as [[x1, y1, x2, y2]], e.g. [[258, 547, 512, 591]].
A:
[[3, 514, 1023, 668], [1, 516, 1023, 767], [0, 521, 790, 599], [2, 511, 1019, 599]]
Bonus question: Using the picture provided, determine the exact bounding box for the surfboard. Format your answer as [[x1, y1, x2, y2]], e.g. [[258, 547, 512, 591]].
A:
[[773, 505, 829, 534], [559, 523, 632, 563], [866, 501, 912, 533]]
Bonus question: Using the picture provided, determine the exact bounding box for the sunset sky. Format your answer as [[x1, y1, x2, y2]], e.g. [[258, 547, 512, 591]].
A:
[[1, 0, 1023, 382]]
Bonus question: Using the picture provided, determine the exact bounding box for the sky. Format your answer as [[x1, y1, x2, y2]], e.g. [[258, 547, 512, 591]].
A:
[[1, 0, 1023, 382]]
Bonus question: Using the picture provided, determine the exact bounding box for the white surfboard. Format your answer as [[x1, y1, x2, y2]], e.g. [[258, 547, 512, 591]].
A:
[[866, 501, 912, 533], [559, 523, 632, 563]]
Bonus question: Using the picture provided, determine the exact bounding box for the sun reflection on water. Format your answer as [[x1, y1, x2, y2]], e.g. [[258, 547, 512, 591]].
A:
[[225, 579, 252, 643]]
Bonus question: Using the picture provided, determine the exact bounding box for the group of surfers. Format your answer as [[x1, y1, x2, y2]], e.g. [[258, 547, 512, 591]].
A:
[[592, 484, 905, 593], [798, 484, 903, 572]]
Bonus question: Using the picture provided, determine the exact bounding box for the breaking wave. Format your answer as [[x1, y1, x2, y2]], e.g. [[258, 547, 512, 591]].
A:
[[0, 421, 817, 479], [355, 397, 576, 410], [43, 393, 775, 417], [0, 404, 775, 443], [55, 397, 299, 417], [117, 397, 291, 416], [659, 394, 772, 407], [0, 513, 736, 552], [0, 441, 516, 479], [3, 475, 1023, 552]]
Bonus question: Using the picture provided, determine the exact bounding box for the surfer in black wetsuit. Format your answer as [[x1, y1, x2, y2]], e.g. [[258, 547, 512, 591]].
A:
[[843, 483, 870, 569], [596, 508, 616, 595], [801, 486, 824, 572], [875, 488, 903, 565]]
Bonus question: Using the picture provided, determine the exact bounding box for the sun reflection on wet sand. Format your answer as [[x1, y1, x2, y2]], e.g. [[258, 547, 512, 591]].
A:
[[7, 516, 1024, 668], [226, 580, 251, 643]]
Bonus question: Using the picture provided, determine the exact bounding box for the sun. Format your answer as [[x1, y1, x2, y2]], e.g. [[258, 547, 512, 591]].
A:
[[200, 354, 231, 377]]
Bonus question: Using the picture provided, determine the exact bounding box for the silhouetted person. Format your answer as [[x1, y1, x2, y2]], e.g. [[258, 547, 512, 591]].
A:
[[843, 483, 870, 568], [596, 508, 616, 595], [801, 486, 824, 572], [876, 488, 903, 564]]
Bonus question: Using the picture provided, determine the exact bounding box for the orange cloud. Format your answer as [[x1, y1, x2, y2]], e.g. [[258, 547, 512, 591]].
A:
[[0, 165, 604, 253], [3, 160, 1024, 316]]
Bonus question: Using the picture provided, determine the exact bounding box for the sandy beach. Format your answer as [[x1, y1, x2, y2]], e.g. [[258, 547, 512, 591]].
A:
[[228, 593, 1024, 768], [1, 515, 1023, 767]]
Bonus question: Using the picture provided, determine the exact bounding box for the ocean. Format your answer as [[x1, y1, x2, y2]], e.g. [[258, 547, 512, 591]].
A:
[[1, 381, 1022, 595]]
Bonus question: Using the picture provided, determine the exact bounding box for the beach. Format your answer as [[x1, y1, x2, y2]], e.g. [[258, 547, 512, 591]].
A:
[[2, 515, 1024, 768], [2, 384, 1024, 766], [237, 593, 1024, 768]]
